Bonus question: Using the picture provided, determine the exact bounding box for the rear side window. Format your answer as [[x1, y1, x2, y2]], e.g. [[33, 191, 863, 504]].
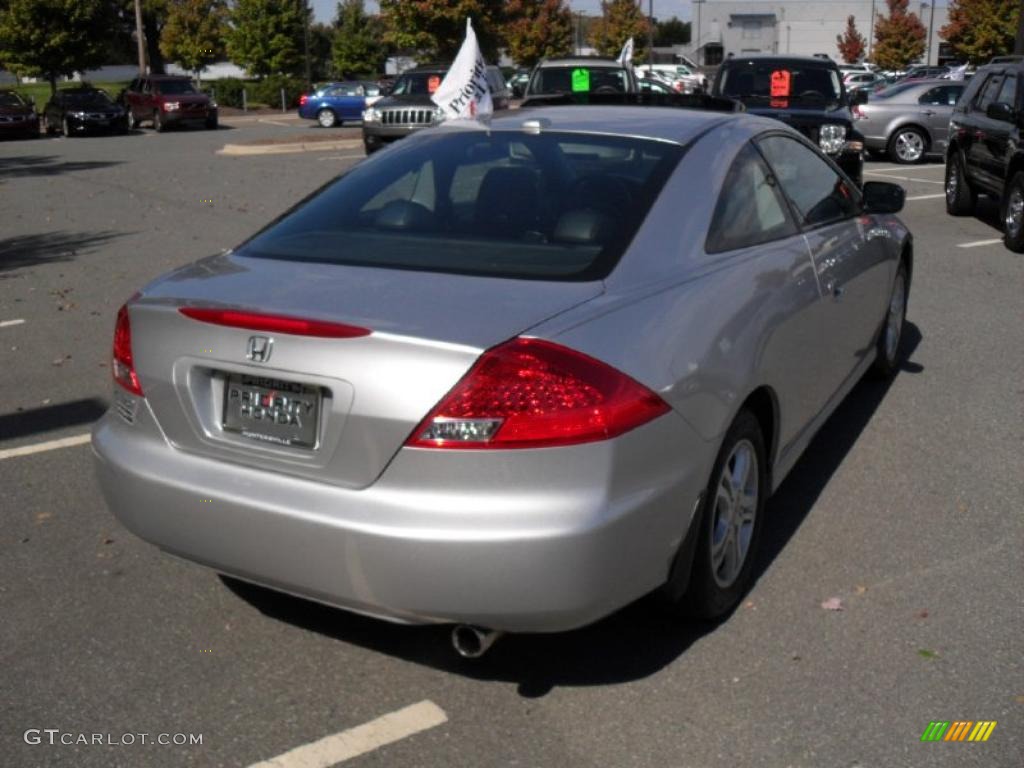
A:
[[995, 74, 1018, 107], [919, 85, 963, 106], [975, 74, 1004, 111], [706, 143, 797, 253], [757, 135, 860, 228], [235, 131, 683, 281]]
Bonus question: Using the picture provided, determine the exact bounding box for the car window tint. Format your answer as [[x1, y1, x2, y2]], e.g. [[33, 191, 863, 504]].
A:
[[995, 74, 1017, 106], [975, 74, 1003, 110], [757, 135, 860, 228], [706, 143, 797, 254], [236, 131, 683, 281], [919, 85, 961, 106]]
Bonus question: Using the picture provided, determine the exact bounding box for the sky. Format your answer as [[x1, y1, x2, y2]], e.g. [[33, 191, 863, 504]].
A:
[[311, 0, 695, 26]]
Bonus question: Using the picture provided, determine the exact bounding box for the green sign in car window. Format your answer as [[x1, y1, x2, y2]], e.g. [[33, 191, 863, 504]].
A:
[[571, 68, 591, 92]]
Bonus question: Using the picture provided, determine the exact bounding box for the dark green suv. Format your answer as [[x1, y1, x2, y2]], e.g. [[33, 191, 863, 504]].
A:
[[945, 56, 1024, 251]]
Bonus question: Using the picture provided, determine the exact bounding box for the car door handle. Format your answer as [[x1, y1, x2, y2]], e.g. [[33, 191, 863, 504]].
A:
[[922, 109, 935, 116], [825, 280, 844, 299]]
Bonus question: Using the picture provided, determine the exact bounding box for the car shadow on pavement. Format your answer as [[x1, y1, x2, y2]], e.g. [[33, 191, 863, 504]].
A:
[[0, 154, 122, 180], [0, 230, 126, 274], [0, 397, 108, 442], [223, 322, 923, 698], [968, 195, 1003, 234]]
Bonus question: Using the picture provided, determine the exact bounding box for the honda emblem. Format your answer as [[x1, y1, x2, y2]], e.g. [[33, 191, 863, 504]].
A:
[[246, 335, 273, 363]]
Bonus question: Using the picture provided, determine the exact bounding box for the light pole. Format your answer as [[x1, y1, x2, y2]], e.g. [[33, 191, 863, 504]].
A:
[[133, 0, 146, 76], [694, 0, 704, 66], [648, 0, 655, 68], [868, 0, 876, 60], [927, 1, 936, 65]]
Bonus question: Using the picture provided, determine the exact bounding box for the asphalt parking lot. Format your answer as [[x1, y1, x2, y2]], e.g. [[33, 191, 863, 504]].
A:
[[1, 117, 1021, 768]]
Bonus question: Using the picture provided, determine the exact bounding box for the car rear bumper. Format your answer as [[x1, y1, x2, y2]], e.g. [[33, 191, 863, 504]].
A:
[[92, 402, 706, 633]]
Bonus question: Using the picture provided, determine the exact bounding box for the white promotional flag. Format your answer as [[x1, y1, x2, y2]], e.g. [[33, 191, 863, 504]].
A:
[[431, 18, 493, 120], [617, 37, 634, 64], [948, 63, 968, 81]]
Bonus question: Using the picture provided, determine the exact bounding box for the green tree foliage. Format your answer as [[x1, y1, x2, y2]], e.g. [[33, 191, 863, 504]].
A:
[[160, 0, 228, 81], [309, 22, 334, 81], [654, 16, 690, 46], [589, 0, 651, 61], [378, 0, 505, 61], [0, 0, 113, 92], [872, 0, 926, 69], [504, 0, 572, 67], [227, 0, 308, 78], [940, 0, 1020, 64], [836, 15, 866, 63], [332, 0, 384, 77]]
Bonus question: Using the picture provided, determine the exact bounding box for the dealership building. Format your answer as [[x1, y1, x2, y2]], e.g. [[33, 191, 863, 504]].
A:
[[673, 0, 951, 66]]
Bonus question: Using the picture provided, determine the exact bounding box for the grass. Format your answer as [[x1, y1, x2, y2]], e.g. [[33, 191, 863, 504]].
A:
[[12, 81, 131, 110]]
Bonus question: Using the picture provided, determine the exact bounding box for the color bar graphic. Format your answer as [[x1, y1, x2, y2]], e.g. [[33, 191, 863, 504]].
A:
[[921, 720, 996, 742]]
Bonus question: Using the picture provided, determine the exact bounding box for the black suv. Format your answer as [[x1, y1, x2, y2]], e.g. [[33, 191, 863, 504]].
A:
[[712, 55, 866, 185], [945, 57, 1024, 251]]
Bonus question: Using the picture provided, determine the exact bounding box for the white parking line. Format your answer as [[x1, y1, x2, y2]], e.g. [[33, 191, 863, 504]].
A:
[[0, 433, 91, 461], [0, 318, 26, 328], [246, 700, 447, 768], [957, 238, 1003, 249], [905, 193, 946, 201]]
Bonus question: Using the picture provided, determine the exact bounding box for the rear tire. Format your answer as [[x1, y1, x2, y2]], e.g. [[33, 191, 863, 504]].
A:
[[888, 126, 927, 164], [872, 261, 908, 378], [945, 151, 976, 216], [153, 110, 164, 132], [61, 117, 71, 137], [1002, 172, 1024, 253], [317, 108, 337, 128], [681, 409, 767, 620], [127, 110, 137, 131]]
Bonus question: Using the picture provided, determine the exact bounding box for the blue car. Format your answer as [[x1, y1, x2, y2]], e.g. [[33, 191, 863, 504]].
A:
[[298, 81, 383, 128]]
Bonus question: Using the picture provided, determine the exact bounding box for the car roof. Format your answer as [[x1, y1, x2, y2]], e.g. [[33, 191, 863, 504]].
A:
[[726, 54, 837, 66], [537, 57, 625, 68], [485, 105, 751, 145], [405, 65, 448, 74]]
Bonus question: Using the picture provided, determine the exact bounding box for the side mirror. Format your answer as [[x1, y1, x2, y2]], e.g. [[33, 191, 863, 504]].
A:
[[986, 101, 1015, 122], [851, 89, 869, 105], [863, 181, 905, 214]]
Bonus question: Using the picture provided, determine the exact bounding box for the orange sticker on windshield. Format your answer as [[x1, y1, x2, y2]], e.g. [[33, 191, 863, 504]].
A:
[[770, 70, 791, 98], [428, 76, 441, 94]]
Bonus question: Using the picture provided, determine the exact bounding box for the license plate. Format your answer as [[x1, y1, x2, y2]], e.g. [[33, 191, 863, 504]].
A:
[[223, 374, 320, 449]]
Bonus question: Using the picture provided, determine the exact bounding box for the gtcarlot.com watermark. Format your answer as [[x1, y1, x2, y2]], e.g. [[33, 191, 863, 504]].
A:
[[24, 729, 203, 746]]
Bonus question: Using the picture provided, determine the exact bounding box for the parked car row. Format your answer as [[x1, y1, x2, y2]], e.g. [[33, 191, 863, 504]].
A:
[[0, 75, 218, 141]]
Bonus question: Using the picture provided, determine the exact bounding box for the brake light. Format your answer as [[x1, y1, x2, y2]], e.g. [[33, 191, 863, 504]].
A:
[[112, 304, 143, 396], [178, 307, 370, 338], [407, 338, 670, 449], [299, 94, 308, 106], [852, 104, 867, 119]]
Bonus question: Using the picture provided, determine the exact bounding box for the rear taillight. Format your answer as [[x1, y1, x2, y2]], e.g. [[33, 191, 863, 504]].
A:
[[406, 338, 670, 450], [299, 94, 309, 106], [112, 303, 143, 396], [178, 307, 370, 338], [852, 104, 866, 119]]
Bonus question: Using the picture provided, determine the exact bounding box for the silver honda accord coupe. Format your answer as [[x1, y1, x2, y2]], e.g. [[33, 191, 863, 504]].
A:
[[92, 106, 912, 652]]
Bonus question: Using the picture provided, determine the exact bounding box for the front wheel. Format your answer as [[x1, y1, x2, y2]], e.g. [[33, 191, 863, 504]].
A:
[[317, 108, 337, 128], [1002, 172, 1024, 253], [889, 127, 927, 164], [153, 110, 164, 132], [127, 110, 137, 131], [681, 409, 767, 619], [872, 261, 908, 378], [205, 114, 218, 130], [61, 117, 71, 137], [945, 152, 976, 216]]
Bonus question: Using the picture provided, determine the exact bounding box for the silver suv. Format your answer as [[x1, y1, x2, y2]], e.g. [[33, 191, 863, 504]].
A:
[[525, 57, 638, 98]]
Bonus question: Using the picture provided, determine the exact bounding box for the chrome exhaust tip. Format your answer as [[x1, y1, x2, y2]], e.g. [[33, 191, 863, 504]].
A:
[[451, 624, 503, 658]]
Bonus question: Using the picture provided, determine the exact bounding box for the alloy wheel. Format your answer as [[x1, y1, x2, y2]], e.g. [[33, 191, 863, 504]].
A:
[[1005, 187, 1024, 241], [894, 130, 924, 163], [710, 439, 759, 588], [946, 162, 959, 205]]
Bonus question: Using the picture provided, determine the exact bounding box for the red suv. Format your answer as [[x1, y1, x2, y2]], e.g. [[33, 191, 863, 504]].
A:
[[120, 75, 217, 132]]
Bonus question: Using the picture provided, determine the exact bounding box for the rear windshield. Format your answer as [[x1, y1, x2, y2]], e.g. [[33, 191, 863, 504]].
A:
[[156, 80, 197, 95], [719, 62, 843, 105], [235, 130, 683, 281], [391, 72, 446, 96], [531, 66, 629, 94]]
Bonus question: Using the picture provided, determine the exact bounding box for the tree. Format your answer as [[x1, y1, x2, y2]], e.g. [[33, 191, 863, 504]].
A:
[[504, 0, 573, 67], [654, 16, 690, 46], [160, 0, 228, 82], [332, 0, 384, 77], [872, 0, 926, 70], [836, 15, 866, 63], [379, 0, 505, 61], [940, 0, 1020, 64], [226, 0, 307, 78], [0, 0, 112, 93], [589, 0, 651, 62], [309, 22, 334, 81]]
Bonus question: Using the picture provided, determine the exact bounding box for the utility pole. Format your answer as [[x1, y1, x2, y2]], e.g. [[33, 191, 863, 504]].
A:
[[133, 0, 146, 76], [868, 0, 876, 60], [302, 0, 312, 90], [576, 12, 584, 55], [648, 0, 655, 67], [695, 0, 703, 66], [926, 1, 935, 64], [1016, 1, 1024, 54]]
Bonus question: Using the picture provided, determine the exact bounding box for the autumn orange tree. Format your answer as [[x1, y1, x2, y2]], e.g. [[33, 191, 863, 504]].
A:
[[379, 0, 504, 61], [505, 0, 573, 66], [836, 15, 866, 63], [872, 0, 926, 69], [589, 0, 650, 61], [941, 0, 1020, 63]]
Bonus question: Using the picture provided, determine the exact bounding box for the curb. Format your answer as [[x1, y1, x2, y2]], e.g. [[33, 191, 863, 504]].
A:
[[217, 139, 364, 156]]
